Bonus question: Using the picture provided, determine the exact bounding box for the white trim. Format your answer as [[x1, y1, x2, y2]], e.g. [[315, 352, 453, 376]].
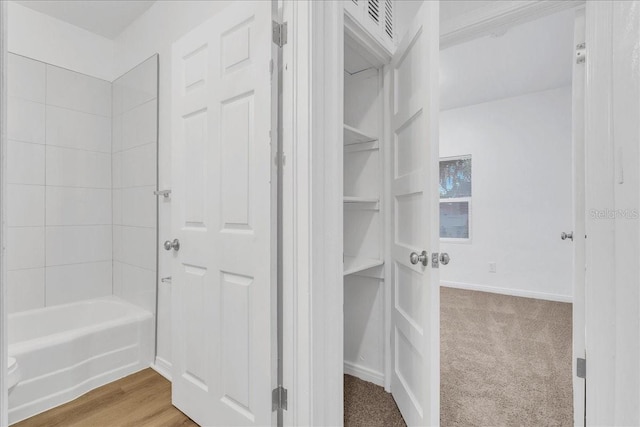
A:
[[0, 1, 8, 425], [441, 0, 585, 49], [441, 281, 573, 303], [151, 357, 172, 382], [343, 362, 384, 387], [281, 1, 343, 426]]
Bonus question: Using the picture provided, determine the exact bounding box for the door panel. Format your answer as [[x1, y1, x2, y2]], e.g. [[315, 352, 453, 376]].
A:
[[571, 8, 586, 426], [389, 2, 440, 426], [171, 2, 275, 425]]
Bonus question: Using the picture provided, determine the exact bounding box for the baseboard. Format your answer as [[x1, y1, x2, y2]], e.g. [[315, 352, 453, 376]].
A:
[[344, 361, 384, 387], [152, 356, 172, 381], [441, 281, 573, 303]]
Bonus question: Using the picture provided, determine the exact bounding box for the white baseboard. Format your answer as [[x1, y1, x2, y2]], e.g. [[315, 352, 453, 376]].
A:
[[343, 361, 384, 387], [441, 281, 573, 303], [152, 356, 172, 381]]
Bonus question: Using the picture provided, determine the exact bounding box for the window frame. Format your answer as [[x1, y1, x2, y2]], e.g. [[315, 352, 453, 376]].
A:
[[439, 155, 472, 243]]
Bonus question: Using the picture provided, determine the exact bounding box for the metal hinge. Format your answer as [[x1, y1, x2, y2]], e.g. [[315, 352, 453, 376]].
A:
[[576, 42, 586, 64], [577, 357, 586, 379], [272, 386, 288, 411], [273, 21, 288, 47]]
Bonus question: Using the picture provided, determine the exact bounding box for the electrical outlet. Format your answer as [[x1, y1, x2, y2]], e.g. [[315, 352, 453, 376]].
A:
[[489, 262, 497, 273]]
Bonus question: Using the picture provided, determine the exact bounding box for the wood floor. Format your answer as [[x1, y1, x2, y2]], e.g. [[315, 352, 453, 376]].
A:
[[14, 369, 197, 427]]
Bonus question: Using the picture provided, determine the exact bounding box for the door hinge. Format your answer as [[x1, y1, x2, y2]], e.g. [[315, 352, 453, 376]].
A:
[[576, 42, 586, 64], [577, 357, 586, 379], [272, 386, 288, 411], [273, 21, 288, 47]]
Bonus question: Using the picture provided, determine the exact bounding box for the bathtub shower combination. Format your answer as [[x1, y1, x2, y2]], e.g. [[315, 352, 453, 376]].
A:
[[6, 54, 159, 424], [8, 298, 153, 422]]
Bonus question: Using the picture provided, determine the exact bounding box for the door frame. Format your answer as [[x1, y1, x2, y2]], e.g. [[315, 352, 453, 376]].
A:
[[0, 1, 7, 425], [281, 1, 626, 426]]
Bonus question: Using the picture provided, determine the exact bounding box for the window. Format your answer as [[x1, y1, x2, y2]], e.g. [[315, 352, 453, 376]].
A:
[[439, 155, 471, 241]]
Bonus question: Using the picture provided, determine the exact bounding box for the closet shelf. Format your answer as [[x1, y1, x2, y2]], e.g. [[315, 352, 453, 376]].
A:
[[344, 124, 377, 146], [344, 256, 384, 276], [344, 196, 379, 204]]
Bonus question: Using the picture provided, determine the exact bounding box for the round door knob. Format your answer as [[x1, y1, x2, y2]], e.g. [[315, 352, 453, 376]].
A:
[[440, 253, 450, 265], [164, 239, 180, 251], [410, 250, 428, 266], [561, 232, 573, 241]]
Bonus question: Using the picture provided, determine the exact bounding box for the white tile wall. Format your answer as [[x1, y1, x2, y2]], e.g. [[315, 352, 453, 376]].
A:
[[121, 143, 157, 188], [7, 54, 114, 312], [45, 261, 112, 306], [7, 269, 45, 313], [7, 53, 158, 315], [8, 97, 46, 143], [120, 226, 156, 271], [122, 99, 157, 151], [46, 65, 112, 117], [46, 226, 112, 266], [46, 146, 111, 189], [7, 141, 45, 185], [46, 187, 111, 226], [7, 184, 45, 227], [7, 227, 45, 270], [8, 54, 46, 103], [121, 186, 156, 228], [112, 55, 158, 314], [120, 263, 156, 313], [46, 106, 112, 153]]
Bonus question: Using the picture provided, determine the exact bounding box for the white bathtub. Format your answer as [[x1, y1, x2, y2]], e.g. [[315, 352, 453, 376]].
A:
[[8, 296, 154, 424]]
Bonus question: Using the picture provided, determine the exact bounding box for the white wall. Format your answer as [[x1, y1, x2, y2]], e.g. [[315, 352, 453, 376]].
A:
[[112, 0, 232, 375], [7, 2, 114, 81], [440, 86, 573, 301], [6, 53, 113, 312], [112, 55, 158, 315]]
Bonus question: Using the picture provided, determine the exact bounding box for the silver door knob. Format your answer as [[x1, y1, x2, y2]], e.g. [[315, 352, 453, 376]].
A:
[[561, 232, 573, 241], [164, 239, 180, 251], [410, 250, 428, 266], [440, 253, 450, 265]]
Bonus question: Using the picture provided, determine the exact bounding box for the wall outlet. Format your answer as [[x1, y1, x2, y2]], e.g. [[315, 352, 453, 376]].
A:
[[489, 262, 497, 273]]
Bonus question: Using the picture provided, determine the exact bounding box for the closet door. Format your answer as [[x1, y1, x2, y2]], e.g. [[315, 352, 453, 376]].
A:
[[388, 2, 440, 426], [170, 1, 277, 426]]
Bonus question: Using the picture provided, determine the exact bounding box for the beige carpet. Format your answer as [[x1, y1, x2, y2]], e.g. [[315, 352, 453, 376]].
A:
[[441, 287, 573, 426], [344, 288, 573, 427], [344, 374, 406, 427]]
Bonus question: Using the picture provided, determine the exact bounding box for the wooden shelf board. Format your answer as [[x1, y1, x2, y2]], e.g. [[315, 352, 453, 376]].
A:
[[343, 256, 384, 276], [344, 124, 377, 146]]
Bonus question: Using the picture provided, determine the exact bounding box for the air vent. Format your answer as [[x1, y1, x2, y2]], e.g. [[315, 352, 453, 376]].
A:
[[384, 0, 393, 39], [352, 0, 358, 4], [367, 0, 380, 23]]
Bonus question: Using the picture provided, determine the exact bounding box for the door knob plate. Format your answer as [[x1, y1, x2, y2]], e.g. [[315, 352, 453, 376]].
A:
[[561, 232, 574, 241], [164, 239, 180, 251], [410, 250, 428, 266]]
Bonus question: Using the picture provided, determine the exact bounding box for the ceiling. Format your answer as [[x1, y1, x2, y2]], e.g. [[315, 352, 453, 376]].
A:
[[440, 0, 495, 24], [14, 0, 155, 39], [440, 9, 575, 110]]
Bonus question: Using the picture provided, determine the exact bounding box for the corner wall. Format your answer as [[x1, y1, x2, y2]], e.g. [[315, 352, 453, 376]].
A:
[[439, 86, 573, 301]]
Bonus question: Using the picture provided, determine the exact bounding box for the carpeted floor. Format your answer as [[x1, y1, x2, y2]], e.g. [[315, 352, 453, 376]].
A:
[[440, 287, 573, 426], [344, 374, 406, 427], [343, 287, 573, 427]]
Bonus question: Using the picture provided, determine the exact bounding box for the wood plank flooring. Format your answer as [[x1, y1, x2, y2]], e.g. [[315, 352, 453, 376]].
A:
[[14, 369, 197, 427]]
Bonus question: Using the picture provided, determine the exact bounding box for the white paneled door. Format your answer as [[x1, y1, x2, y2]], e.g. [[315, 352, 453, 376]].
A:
[[389, 2, 441, 426], [171, 2, 276, 426]]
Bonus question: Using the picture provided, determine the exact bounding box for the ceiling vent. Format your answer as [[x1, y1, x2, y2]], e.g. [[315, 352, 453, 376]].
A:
[[367, 0, 380, 24]]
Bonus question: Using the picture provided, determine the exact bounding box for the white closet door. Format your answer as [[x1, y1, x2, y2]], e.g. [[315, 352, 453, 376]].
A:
[[389, 2, 440, 426], [170, 2, 276, 426]]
